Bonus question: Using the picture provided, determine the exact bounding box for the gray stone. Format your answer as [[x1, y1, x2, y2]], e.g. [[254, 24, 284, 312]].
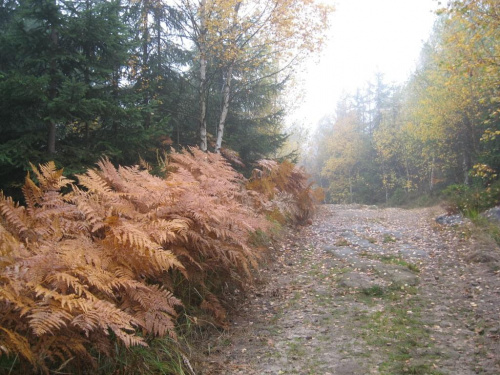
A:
[[439, 320, 453, 328], [325, 247, 357, 259], [321, 258, 344, 269], [466, 249, 500, 264], [338, 271, 382, 289], [340, 230, 358, 240], [488, 327, 500, 335], [398, 244, 429, 259], [333, 360, 367, 375], [323, 244, 337, 252], [383, 230, 404, 240], [482, 207, 500, 223], [339, 231, 384, 253], [436, 214, 465, 225], [373, 264, 419, 285], [348, 258, 377, 271]]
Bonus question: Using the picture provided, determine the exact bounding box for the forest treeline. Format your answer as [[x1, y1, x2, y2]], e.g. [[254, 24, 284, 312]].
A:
[[306, 0, 500, 212], [0, 0, 330, 198]]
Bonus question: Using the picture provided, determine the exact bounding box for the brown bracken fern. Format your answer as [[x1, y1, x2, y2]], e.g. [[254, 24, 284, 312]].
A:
[[0, 162, 184, 373], [0, 148, 274, 373], [0, 150, 318, 373], [247, 159, 320, 224], [159, 148, 267, 324]]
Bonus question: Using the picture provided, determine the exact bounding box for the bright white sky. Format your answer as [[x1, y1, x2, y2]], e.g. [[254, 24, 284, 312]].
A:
[[289, 0, 440, 129]]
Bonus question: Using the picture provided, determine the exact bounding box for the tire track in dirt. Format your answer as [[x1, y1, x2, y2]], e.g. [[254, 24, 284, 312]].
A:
[[200, 205, 500, 375]]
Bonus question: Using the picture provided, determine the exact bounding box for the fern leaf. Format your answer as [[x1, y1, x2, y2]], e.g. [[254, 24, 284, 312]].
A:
[[144, 310, 177, 337], [150, 249, 184, 273], [22, 174, 43, 215], [71, 300, 146, 347], [0, 223, 21, 263], [108, 220, 159, 252], [200, 293, 227, 326], [0, 327, 36, 366], [45, 272, 88, 298], [76, 169, 113, 194], [29, 307, 73, 336], [29, 161, 72, 191], [0, 195, 29, 237]]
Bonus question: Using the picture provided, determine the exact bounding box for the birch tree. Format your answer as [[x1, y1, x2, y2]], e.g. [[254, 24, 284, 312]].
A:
[[173, 0, 331, 151]]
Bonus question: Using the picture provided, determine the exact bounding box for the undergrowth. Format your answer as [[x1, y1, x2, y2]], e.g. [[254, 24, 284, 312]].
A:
[[0, 148, 317, 373]]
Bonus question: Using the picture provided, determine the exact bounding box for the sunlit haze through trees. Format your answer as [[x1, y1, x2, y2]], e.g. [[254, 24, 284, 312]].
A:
[[304, 0, 500, 208]]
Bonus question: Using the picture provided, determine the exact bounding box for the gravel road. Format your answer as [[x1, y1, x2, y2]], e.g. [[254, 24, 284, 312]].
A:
[[199, 205, 500, 375]]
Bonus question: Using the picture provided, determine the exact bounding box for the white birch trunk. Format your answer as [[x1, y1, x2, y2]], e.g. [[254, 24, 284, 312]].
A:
[[429, 155, 435, 191], [215, 64, 233, 153], [215, 2, 240, 153], [199, 56, 207, 151]]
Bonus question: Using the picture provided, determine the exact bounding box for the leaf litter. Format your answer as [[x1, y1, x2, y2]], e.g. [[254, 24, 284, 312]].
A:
[[197, 204, 500, 374]]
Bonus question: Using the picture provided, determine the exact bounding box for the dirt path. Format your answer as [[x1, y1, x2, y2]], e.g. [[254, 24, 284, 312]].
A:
[[200, 205, 500, 375]]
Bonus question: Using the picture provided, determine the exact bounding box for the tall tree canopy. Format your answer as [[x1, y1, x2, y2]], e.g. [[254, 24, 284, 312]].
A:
[[0, 0, 332, 197]]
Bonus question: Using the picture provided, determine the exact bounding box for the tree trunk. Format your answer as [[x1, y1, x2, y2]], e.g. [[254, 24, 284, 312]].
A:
[[47, 26, 58, 155], [156, 9, 161, 72], [348, 169, 353, 203], [405, 159, 411, 193], [215, 64, 233, 153], [214, 2, 240, 153], [199, 55, 208, 151], [47, 121, 56, 154], [463, 152, 470, 186], [174, 79, 185, 145], [429, 155, 435, 191], [198, 0, 208, 151], [381, 162, 388, 203], [112, 70, 119, 135], [142, 0, 151, 129]]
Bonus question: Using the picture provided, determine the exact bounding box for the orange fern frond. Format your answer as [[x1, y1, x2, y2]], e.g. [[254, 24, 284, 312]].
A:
[[0, 223, 21, 264], [0, 194, 29, 239], [29, 161, 72, 192], [0, 151, 278, 371], [76, 168, 114, 195], [28, 306, 73, 336], [124, 284, 180, 337]]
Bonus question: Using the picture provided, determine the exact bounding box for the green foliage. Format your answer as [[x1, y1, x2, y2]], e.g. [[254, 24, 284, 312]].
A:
[[94, 336, 194, 375], [0, 0, 293, 197], [382, 234, 397, 243], [473, 219, 500, 247], [376, 255, 420, 273], [361, 285, 385, 297], [335, 238, 350, 246], [388, 188, 408, 206], [441, 181, 500, 217], [306, 74, 399, 205], [385, 189, 440, 209]]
